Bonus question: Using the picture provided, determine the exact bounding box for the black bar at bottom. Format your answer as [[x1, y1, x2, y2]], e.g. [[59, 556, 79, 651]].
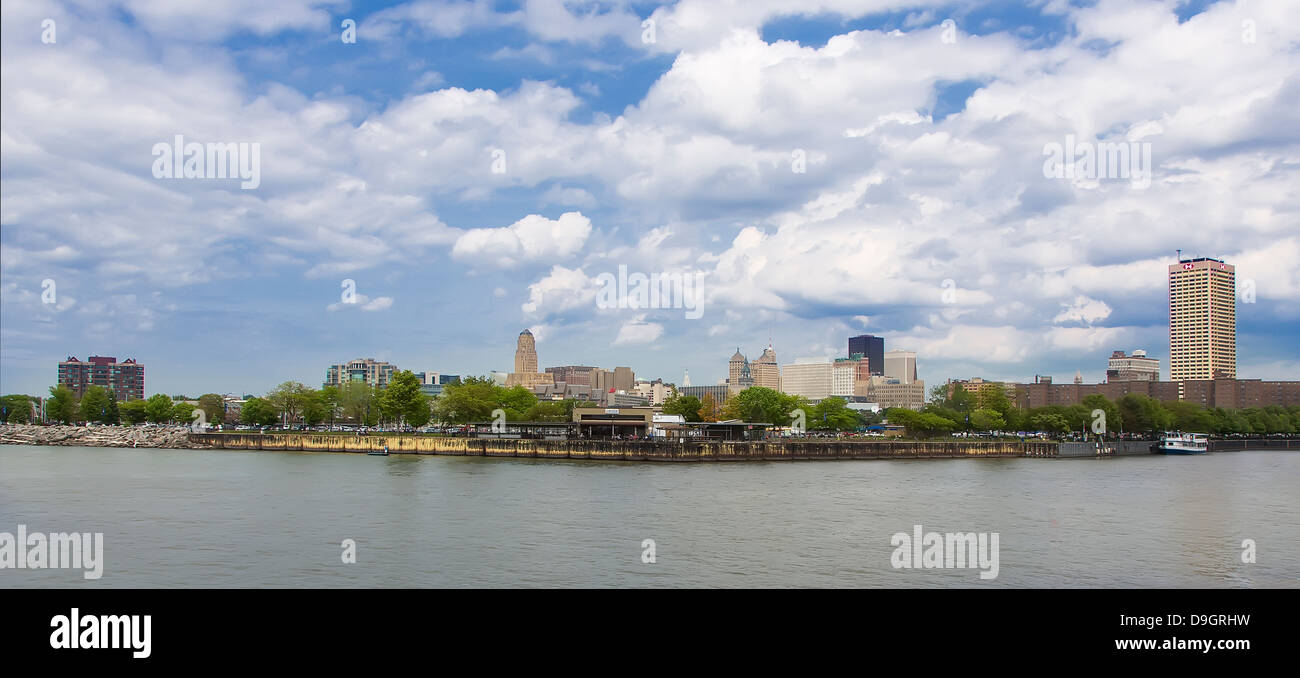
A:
[[0, 588, 1289, 667]]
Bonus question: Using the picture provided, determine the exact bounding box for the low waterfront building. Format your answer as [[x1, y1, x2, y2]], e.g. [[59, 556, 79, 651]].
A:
[[572, 407, 654, 437], [1014, 378, 1300, 409]]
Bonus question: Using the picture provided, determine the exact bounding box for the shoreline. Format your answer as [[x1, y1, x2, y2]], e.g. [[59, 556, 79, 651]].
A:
[[4, 425, 1295, 460]]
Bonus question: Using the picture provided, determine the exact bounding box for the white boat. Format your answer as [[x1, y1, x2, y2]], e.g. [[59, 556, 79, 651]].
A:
[[1151, 432, 1208, 455]]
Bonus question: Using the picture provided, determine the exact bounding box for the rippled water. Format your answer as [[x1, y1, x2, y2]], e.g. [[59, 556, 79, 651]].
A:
[[1, 445, 1296, 588]]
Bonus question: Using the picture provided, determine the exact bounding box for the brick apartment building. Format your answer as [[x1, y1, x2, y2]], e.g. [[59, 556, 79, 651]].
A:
[[57, 356, 145, 401]]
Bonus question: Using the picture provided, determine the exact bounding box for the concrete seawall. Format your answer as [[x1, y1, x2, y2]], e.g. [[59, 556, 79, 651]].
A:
[[187, 433, 1056, 461]]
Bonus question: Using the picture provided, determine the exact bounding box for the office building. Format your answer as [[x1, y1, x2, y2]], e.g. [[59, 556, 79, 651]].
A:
[[752, 344, 781, 390], [1169, 256, 1236, 382], [832, 354, 870, 397], [847, 335, 884, 375], [679, 384, 731, 405], [325, 358, 396, 389], [781, 360, 833, 400], [1107, 350, 1159, 382], [883, 350, 917, 384], [858, 376, 926, 411], [57, 356, 145, 401]]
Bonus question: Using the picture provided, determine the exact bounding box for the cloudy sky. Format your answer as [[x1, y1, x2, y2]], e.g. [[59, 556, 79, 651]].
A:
[[2, 0, 1297, 398]]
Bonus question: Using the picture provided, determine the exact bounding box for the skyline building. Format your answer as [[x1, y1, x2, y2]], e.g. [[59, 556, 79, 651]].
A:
[[728, 348, 755, 393], [847, 335, 884, 375], [883, 350, 918, 384], [324, 358, 395, 389], [507, 329, 553, 388], [57, 355, 145, 401], [1107, 350, 1159, 382], [1169, 256, 1236, 384], [832, 354, 871, 397], [752, 344, 781, 391], [781, 359, 833, 400]]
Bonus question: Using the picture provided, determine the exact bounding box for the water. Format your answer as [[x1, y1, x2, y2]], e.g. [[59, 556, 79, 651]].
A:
[[1, 445, 1296, 588]]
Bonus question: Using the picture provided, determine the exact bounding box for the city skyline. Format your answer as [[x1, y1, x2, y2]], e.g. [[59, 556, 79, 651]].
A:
[[3, 1, 1299, 398]]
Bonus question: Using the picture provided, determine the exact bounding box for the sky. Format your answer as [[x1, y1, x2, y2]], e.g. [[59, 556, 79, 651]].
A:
[[1, 0, 1298, 398]]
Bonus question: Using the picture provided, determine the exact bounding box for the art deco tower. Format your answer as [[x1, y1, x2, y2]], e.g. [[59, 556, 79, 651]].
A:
[[1168, 256, 1236, 383], [513, 329, 539, 374]]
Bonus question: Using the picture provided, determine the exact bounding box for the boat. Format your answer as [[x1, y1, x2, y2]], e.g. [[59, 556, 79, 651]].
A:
[[1151, 432, 1208, 455], [368, 445, 389, 456]]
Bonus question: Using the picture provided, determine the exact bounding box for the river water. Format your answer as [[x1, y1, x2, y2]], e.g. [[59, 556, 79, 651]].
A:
[[1, 445, 1296, 587]]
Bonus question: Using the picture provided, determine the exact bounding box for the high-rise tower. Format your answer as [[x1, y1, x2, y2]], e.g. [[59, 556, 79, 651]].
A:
[[1168, 256, 1236, 384]]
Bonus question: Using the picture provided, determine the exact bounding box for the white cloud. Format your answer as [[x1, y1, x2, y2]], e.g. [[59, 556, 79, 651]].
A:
[[452, 212, 593, 267], [326, 294, 394, 312], [1052, 296, 1113, 325], [613, 314, 664, 345]]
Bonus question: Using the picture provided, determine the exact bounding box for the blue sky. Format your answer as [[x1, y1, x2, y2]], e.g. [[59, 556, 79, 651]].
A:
[[2, 0, 1298, 398]]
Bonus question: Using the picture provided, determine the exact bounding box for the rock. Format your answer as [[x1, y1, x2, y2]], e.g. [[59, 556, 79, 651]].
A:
[[0, 423, 210, 449]]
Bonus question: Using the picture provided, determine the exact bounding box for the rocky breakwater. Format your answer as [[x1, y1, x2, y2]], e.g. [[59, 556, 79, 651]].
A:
[[0, 424, 210, 449]]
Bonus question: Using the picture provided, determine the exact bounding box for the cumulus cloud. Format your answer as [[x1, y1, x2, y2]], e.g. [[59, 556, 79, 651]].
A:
[[452, 212, 593, 267], [613, 314, 665, 345]]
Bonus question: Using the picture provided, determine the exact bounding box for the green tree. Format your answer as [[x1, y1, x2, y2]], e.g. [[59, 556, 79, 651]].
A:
[[969, 408, 1006, 432], [1, 395, 33, 423], [1118, 393, 1173, 434], [434, 377, 504, 424], [104, 391, 120, 425], [380, 370, 432, 428], [1080, 394, 1120, 436], [523, 401, 567, 422], [46, 385, 80, 424], [171, 401, 196, 426], [120, 399, 148, 425], [79, 385, 114, 424], [267, 381, 310, 425], [809, 397, 859, 431], [947, 384, 977, 413], [317, 386, 340, 426], [697, 392, 721, 422], [662, 395, 703, 422], [1029, 412, 1071, 435], [887, 408, 957, 438], [498, 385, 538, 421], [197, 394, 226, 425], [722, 387, 804, 426], [240, 397, 278, 427], [337, 381, 378, 424], [144, 394, 175, 423]]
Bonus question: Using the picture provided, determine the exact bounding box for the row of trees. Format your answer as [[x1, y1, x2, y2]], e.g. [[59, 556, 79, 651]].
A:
[[29, 385, 213, 425], [241, 371, 434, 428], [433, 376, 598, 424], [660, 387, 881, 431], [888, 384, 1300, 438]]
